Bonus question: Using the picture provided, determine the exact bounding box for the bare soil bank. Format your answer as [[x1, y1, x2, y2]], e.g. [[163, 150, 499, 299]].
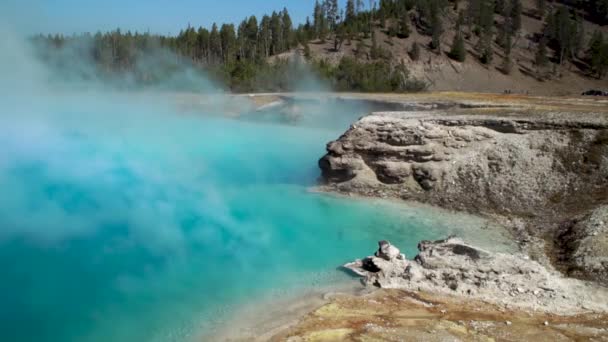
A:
[[271, 289, 608, 341]]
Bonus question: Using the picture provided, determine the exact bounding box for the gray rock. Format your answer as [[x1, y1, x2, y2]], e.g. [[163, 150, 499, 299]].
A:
[[320, 111, 608, 284], [344, 237, 608, 314], [375, 240, 404, 261], [557, 205, 608, 286]]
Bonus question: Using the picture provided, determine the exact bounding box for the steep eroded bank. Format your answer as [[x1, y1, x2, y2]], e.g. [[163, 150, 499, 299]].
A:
[[318, 107, 608, 284]]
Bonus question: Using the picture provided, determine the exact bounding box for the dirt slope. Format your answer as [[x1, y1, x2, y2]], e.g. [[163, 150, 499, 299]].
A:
[[280, 0, 608, 95]]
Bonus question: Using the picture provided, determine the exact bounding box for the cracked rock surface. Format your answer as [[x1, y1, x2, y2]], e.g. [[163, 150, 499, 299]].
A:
[[319, 111, 608, 283], [344, 238, 608, 314]]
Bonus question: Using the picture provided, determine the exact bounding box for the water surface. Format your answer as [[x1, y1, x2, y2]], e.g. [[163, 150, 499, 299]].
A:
[[0, 95, 515, 341]]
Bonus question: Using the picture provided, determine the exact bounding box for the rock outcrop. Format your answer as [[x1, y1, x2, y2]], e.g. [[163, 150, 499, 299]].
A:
[[320, 111, 608, 282], [319, 112, 608, 216], [556, 205, 608, 285], [344, 238, 608, 314]]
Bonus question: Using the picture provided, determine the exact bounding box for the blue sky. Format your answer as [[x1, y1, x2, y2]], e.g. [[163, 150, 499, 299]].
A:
[[2, 0, 355, 35]]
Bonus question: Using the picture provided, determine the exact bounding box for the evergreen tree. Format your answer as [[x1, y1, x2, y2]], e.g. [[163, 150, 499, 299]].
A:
[[219, 24, 237, 63], [346, 0, 357, 24], [500, 34, 513, 73], [497, 2, 511, 49], [588, 30, 608, 78], [549, 7, 577, 65], [479, 0, 494, 32], [466, 0, 481, 35], [409, 41, 421, 60], [510, 0, 522, 33], [326, 0, 340, 30], [197, 27, 210, 62], [209, 23, 221, 63], [270, 11, 282, 55], [281, 8, 294, 50], [495, 0, 505, 15], [479, 30, 493, 64], [449, 33, 466, 61], [535, 0, 546, 19], [370, 29, 380, 58], [449, 11, 467, 61], [303, 16, 314, 41], [429, 0, 443, 51], [398, 16, 411, 38], [313, 1, 328, 40], [535, 36, 549, 68], [258, 15, 271, 58]]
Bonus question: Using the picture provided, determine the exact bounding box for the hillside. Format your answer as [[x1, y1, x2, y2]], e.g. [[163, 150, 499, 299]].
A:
[[32, 0, 608, 95], [283, 0, 608, 95]]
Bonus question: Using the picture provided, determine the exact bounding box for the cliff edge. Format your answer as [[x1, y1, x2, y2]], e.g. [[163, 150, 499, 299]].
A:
[[319, 109, 608, 284]]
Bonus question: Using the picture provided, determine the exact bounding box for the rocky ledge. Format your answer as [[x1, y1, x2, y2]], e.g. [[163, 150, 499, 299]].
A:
[[319, 111, 608, 283], [344, 238, 608, 314]]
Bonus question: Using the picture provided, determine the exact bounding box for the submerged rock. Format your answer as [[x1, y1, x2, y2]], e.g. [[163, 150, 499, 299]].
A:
[[344, 237, 608, 314]]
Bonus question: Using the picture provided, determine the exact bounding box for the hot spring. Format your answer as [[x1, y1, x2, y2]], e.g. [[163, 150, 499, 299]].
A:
[[0, 92, 517, 341]]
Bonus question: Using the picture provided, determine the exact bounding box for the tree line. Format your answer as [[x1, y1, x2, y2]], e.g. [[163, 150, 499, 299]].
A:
[[31, 0, 608, 92]]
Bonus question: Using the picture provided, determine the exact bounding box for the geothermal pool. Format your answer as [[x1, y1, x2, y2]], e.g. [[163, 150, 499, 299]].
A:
[[0, 95, 516, 341]]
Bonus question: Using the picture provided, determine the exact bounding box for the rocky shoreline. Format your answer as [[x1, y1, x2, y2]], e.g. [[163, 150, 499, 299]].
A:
[[344, 238, 608, 314], [318, 109, 608, 285], [216, 94, 608, 341]]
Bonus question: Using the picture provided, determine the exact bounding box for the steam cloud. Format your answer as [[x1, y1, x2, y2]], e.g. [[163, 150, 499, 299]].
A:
[[0, 6, 375, 341]]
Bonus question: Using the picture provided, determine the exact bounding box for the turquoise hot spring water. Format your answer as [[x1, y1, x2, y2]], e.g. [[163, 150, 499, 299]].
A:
[[0, 94, 516, 341]]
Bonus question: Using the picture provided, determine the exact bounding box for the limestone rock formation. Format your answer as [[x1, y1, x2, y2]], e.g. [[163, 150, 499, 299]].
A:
[[344, 238, 608, 314]]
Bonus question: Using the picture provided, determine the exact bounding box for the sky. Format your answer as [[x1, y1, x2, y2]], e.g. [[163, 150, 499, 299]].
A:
[[2, 0, 355, 36]]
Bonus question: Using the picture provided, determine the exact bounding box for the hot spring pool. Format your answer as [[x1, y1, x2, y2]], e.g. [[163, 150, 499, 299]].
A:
[[0, 95, 516, 341]]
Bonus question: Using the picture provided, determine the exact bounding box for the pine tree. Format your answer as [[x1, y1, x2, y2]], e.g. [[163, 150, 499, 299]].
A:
[[500, 34, 513, 73], [479, 30, 493, 64], [281, 8, 294, 50], [535, 36, 549, 68], [313, 1, 327, 40], [270, 11, 282, 55], [346, 0, 357, 24], [209, 23, 221, 63], [572, 15, 585, 60], [370, 29, 379, 58], [449, 33, 467, 61], [409, 41, 421, 60], [398, 16, 411, 38], [495, 0, 505, 14], [510, 0, 522, 32], [588, 30, 608, 78], [429, 0, 443, 52], [259, 16, 271, 58], [449, 12, 466, 61], [244, 16, 259, 60], [326, 0, 340, 30], [535, 0, 546, 18], [219, 24, 236, 63], [552, 7, 575, 65]]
